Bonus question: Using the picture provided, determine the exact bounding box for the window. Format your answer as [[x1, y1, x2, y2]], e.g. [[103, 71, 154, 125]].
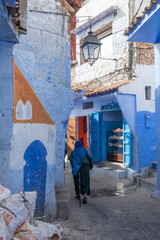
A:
[[25, 101, 32, 120], [83, 101, 93, 109], [99, 33, 113, 58], [145, 86, 151, 100], [16, 100, 32, 120], [16, 100, 24, 120], [96, 24, 113, 58]]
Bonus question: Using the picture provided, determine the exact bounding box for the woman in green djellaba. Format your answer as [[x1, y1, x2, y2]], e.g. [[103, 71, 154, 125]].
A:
[[69, 140, 93, 204]]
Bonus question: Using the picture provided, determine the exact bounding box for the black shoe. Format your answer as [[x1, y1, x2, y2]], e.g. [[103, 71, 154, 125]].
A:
[[75, 195, 80, 199], [83, 197, 87, 204]]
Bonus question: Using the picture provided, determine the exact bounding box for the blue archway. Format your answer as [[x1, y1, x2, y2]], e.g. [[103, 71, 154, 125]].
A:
[[24, 140, 47, 216]]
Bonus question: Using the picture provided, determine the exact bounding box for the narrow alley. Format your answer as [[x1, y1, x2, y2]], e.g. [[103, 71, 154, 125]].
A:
[[56, 170, 160, 240], [1, 0, 160, 239]]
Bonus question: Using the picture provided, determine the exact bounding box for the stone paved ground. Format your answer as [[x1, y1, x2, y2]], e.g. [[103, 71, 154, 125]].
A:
[[54, 170, 160, 240]]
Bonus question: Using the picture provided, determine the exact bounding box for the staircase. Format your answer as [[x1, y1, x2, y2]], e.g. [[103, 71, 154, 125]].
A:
[[132, 162, 157, 192], [91, 161, 127, 179]]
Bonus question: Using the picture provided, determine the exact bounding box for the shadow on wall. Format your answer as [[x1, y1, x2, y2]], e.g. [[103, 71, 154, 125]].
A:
[[23, 140, 47, 217]]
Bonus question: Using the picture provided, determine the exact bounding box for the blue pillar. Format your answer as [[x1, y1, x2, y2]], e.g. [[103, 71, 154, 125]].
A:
[[154, 44, 160, 194]]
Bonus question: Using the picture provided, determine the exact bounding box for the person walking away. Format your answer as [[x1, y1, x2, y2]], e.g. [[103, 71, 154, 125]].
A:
[[69, 140, 93, 204]]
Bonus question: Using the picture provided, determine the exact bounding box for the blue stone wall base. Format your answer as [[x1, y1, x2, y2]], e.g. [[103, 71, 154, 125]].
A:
[[152, 190, 160, 200]]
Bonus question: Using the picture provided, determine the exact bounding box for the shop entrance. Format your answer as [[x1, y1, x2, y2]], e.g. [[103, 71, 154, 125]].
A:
[[67, 116, 88, 156], [91, 107, 132, 167], [104, 111, 132, 167]]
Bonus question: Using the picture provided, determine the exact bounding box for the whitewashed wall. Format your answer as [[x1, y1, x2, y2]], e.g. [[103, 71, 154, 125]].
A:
[[74, 0, 130, 85], [10, 124, 56, 169], [119, 65, 155, 112]]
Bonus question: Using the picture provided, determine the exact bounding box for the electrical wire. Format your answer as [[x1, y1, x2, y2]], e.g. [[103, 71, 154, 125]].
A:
[[72, 15, 92, 18], [28, 25, 68, 40], [132, 0, 144, 21], [29, 9, 71, 18]]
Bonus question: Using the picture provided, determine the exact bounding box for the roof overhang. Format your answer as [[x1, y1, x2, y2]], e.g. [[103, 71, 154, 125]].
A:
[[72, 80, 130, 97], [73, 6, 117, 35], [59, 0, 81, 14], [127, 2, 160, 44]]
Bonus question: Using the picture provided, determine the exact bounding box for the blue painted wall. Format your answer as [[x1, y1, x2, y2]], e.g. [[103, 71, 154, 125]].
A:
[[0, 1, 67, 220], [0, 41, 14, 188], [65, 44, 71, 88], [116, 93, 139, 170], [4, 0, 16, 7], [70, 93, 117, 118], [14, 5, 74, 188], [128, 4, 160, 44], [101, 111, 122, 161], [137, 111, 156, 169], [155, 47, 160, 192]]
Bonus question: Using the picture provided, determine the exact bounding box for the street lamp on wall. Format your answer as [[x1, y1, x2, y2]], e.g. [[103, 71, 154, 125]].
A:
[[80, 23, 102, 66]]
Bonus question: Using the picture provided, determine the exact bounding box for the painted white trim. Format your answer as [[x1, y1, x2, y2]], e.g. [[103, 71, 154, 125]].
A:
[[10, 123, 56, 169]]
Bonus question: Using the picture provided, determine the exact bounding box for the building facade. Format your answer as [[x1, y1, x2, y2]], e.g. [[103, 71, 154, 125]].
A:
[[0, 0, 79, 219], [124, 0, 160, 196], [68, 0, 156, 177]]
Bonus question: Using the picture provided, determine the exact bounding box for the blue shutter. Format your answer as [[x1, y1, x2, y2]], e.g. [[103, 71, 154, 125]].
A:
[[91, 112, 101, 162], [123, 118, 132, 167], [87, 114, 91, 156]]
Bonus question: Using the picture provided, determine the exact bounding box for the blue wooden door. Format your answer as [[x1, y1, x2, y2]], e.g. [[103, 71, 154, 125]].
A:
[[91, 112, 101, 162], [123, 118, 132, 167]]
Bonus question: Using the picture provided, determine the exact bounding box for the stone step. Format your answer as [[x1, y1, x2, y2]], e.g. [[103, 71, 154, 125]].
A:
[[133, 174, 157, 192], [141, 167, 157, 178], [56, 188, 70, 220], [91, 166, 126, 179]]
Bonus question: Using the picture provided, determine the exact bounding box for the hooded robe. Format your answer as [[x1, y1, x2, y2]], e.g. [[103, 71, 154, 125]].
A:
[[69, 140, 93, 195]]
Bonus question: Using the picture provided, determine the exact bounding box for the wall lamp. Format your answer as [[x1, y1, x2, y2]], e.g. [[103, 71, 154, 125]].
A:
[[80, 22, 102, 66]]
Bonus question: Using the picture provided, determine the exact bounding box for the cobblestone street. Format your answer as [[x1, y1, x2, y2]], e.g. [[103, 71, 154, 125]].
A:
[[55, 170, 160, 240]]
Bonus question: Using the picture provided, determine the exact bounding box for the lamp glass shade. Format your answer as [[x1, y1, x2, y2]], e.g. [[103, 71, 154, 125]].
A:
[[82, 44, 89, 60], [81, 31, 102, 66], [88, 43, 100, 59]]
